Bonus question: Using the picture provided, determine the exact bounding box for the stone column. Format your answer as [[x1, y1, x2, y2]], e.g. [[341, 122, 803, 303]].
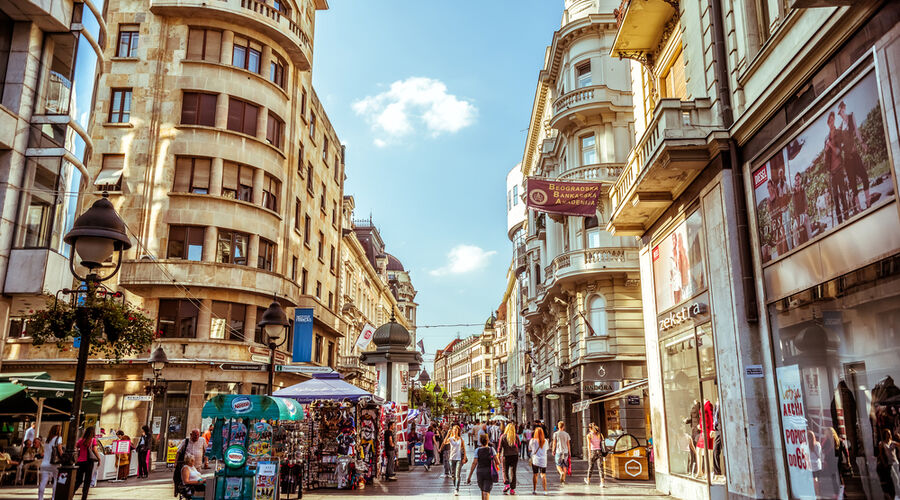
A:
[[209, 157, 223, 196], [197, 298, 213, 340], [257, 105, 268, 141], [221, 30, 235, 66], [244, 306, 258, 345], [261, 46, 273, 81], [215, 92, 229, 129], [251, 166, 264, 206], [248, 234, 260, 271], [613, 121, 629, 163], [203, 226, 217, 262]]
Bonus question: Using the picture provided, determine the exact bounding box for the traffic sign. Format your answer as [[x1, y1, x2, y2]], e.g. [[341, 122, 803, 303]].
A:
[[220, 363, 264, 371], [572, 400, 592, 413], [275, 365, 334, 374], [250, 354, 271, 364]]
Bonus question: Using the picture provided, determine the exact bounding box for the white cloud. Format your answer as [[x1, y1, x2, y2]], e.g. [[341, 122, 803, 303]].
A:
[[353, 77, 477, 146], [430, 244, 496, 277]]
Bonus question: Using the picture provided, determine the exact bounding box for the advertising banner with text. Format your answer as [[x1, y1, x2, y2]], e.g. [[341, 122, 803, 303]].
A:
[[526, 178, 603, 216], [292, 308, 314, 363]]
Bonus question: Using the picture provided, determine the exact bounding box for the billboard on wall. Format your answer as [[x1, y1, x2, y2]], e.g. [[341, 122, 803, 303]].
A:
[[752, 68, 894, 264], [651, 210, 707, 313]]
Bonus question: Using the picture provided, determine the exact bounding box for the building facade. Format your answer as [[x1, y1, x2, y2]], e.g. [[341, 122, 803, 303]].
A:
[[608, 0, 899, 499], [446, 332, 496, 400], [516, 0, 648, 458]]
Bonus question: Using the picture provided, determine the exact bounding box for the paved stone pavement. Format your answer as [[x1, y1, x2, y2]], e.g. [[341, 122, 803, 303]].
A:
[[0, 447, 667, 499]]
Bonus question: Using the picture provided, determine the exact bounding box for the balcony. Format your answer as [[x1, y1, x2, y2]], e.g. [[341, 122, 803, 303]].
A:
[[557, 163, 624, 183], [150, 0, 313, 69], [541, 247, 639, 293], [607, 98, 728, 236], [611, 0, 678, 65], [549, 85, 633, 131], [515, 244, 527, 276]]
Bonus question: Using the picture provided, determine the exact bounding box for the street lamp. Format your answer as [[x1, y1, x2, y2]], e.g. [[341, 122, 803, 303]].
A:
[[145, 346, 168, 428], [55, 196, 131, 500], [258, 299, 289, 394]]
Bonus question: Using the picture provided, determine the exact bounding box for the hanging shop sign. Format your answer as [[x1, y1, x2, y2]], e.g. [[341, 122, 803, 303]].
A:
[[572, 400, 592, 413], [526, 178, 603, 216], [355, 323, 376, 350]]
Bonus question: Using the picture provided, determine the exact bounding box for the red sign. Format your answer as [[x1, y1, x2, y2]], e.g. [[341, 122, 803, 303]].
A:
[[652, 246, 660, 262], [526, 178, 603, 216], [753, 166, 768, 189]]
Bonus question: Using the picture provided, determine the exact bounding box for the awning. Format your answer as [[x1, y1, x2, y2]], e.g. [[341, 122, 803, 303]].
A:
[[589, 379, 648, 405], [0, 383, 25, 403], [542, 384, 579, 396], [0, 372, 90, 399], [93, 160, 124, 187], [201, 394, 304, 421], [273, 372, 379, 404]]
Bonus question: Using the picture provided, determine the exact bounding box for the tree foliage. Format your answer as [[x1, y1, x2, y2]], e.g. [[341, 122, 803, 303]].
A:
[[412, 381, 451, 418], [454, 387, 498, 417]]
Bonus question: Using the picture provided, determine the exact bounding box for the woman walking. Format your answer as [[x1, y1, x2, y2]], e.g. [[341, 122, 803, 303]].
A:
[[73, 427, 101, 500], [423, 424, 437, 471], [499, 423, 520, 494], [136, 425, 152, 478], [467, 434, 501, 500], [585, 423, 607, 487], [529, 427, 549, 495], [439, 423, 452, 478], [38, 425, 63, 500], [446, 424, 467, 495]]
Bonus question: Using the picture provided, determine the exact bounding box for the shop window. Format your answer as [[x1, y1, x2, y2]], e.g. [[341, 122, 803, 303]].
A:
[[249, 383, 268, 395], [261, 174, 280, 212], [166, 225, 204, 261], [266, 112, 284, 149], [186, 28, 221, 62], [116, 25, 139, 58], [587, 295, 607, 336], [204, 382, 239, 402], [181, 92, 217, 126], [157, 299, 199, 338], [258, 238, 275, 271], [211, 301, 246, 341], [227, 97, 259, 136], [232, 35, 262, 73], [216, 229, 249, 265], [269, 54, 286, 88], [173, 156, 210, 194], [94, 154, 124, 192], [576, 61, 591, 89], [222, 162, 253, 201], [108, 88, 131, 123]]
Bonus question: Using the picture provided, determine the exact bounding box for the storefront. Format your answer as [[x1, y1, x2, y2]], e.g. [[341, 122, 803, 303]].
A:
[[743, 11, 900, 499]]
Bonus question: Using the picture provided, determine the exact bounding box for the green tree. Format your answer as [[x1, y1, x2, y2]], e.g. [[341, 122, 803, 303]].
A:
[[454, 387, 498, 417], [412, 381, 451, 418]]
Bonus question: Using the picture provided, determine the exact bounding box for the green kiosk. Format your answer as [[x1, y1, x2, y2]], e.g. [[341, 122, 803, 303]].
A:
[[202, 394, 304, 500]]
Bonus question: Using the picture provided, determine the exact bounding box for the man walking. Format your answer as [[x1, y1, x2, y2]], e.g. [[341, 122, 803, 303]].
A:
[[177, 429, 207, 471], [551, 421, 571, 484], [384, 421, 397, 480]]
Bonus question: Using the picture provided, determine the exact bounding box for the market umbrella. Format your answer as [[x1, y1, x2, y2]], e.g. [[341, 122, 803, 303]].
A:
[[489, 415, 509, 422], [201, 394, 304, 421], [272, 372, 379, 404]]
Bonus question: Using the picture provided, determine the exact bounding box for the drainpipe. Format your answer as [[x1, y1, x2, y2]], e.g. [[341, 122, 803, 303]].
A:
[[709, 0, 758, 323]]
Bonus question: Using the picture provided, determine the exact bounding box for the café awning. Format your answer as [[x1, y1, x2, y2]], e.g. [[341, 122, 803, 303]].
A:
[[0, 383, 25, 403], [0, 372, 90, 399]]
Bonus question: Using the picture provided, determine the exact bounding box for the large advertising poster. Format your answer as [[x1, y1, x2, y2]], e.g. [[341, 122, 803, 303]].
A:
[[652, 210, 707, 313], [752, 69, 894, 264]]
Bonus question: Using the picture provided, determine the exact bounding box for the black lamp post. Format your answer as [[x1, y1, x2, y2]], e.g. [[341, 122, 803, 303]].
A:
[[55, 196, 131, 500], [258, 299, 290, 394], [145, 346, 168, 428]]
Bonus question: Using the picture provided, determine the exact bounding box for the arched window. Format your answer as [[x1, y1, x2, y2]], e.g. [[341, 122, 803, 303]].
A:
[[588, 295, 607, 337]]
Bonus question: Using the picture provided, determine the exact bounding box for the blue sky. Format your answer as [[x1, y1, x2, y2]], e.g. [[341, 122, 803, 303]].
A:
[[311, 1, 561, 363]]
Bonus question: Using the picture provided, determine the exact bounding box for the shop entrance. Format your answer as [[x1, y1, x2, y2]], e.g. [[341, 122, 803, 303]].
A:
[[153, 381, 190, 458]]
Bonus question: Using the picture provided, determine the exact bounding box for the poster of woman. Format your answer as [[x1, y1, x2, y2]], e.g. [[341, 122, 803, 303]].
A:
[[753, 69, 893, 264], [652, 210, 707, 313]]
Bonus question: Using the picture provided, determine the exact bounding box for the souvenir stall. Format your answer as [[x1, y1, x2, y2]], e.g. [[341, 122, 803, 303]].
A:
[[201, 394, 304, 500], [273, 373, 381, 490]]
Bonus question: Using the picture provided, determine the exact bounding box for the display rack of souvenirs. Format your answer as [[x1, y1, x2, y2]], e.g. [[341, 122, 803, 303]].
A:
[[274, 421, 305, 498]]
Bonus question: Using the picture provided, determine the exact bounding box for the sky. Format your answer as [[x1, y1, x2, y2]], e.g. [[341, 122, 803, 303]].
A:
[[311, 1, 562, 365]]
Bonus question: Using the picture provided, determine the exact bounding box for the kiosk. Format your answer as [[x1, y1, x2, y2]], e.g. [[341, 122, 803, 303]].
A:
[[603, 433, 649, 480]]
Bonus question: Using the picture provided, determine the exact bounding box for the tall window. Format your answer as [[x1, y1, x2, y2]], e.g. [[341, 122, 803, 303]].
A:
[[317, 231, 324, 261], [211, 301, 246, 341], [95, 154, 125, 192], [301, 89, 307, 118], [258, 238, 275, 271], [661, 48, 687, 100], [306, 164, 314, 192], [585, 216, 601, 248], [116, 26, 139, 57], [314, 335, 323, 364], [158, 299, 200, 338], [297, 143, 305, 176], [20, 157, 64, 248], [329, 245, 335, 272], [303, 215, 311, 245], [580, 134, 597, 165], [227, 97, 259, 136], [266, 111, 284, 149], [331, 201, 337, 225], [173, 156, 211, 194], [166, 225, 204, 261], [587, 295, 607, 336], [294, 198, 301, 230], [181, 92, 217, 126], [253, 306, 268, 344], [232, 35, 262, 73], [269, 54, 286, 88], [512, 185, 518, 205], [222, 162, 254, 201], [576, 61, 592, 88], [327, 341, 335, 367], [315, 281, 321, 299], [186, 28, 221, 62], [291, 256, 297, 281], [261, 174, 280, 212], [309, 112, 316, 139], [569, 306, 580, 361], [301, 268, 308, 294], [108, 89, 132, 123], [322, 137, 329, 162], [217, 229, 249, 265]]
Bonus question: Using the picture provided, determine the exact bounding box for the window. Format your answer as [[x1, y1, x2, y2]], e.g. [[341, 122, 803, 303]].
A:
[[167, 225, 204, 261], [297, 144, 305, 176], [303, 215, 311, 245], [8, 317, 31, 339], [661, 48, 687, 100], [319, 182, 326, 212], [317, 231, 324, 261], [314, 335, 323, 364], [300, 89, 307, 118], [585, 216, 601, 248], [173, 156, 211, 194], [266, 111, 284, 149], [291, 256, 297, 281], [108, 89, 132, 123], [116, 26, 139, 57], [269, 54, 286, 88], [580, 134, 597, 165], [261, 174, 280, 212], [95, 154, 125, 192], [227, 97, 259, 136], [334, 154, 340, 182], [587, 295, 607, 336], [216, 229, 249, 265], [232, 35, 262, 73], [253, 306, 268, 344], [258, 238, 275, 271], [315, 281, 321, 299], [309, 112, 316, 139], [272, 0, 289, 15], [328, 292, 333, 309], [157, 299, 200, 338], [306, 163, 314, 192], [186, 28, 221, 62], [327, 341, 335, 367], [294, 198, 301, 230], [181, 92, 217, 126], [512, 185, 519, 205], [211, 301, 246, 341], [222, 162, 254, 201], [331, 201, 337, 225], [329, 245, 335, 272], [301, 268, 308, 294], [0, 12, 10, 100], [576, 61, 591, 88], [322, 136, 329, 162]]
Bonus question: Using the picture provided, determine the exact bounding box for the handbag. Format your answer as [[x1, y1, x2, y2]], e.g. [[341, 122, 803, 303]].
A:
[[50, 438, 62, 465], [490, 449, 499, 482]]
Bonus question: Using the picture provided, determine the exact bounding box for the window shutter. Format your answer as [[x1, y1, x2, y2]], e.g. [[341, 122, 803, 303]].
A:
[[243, 103, 259, 136], [205, 30, 221, 62], [187, 29, 204, 60], [199, 93, 217, 126], [193, 158, 210, 190], [223, 162, 238, 191], [173, 157, 191, 192], [239, 165, 254, 188], [181, 92, 198, 124], [227, 98, 242, 132]]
